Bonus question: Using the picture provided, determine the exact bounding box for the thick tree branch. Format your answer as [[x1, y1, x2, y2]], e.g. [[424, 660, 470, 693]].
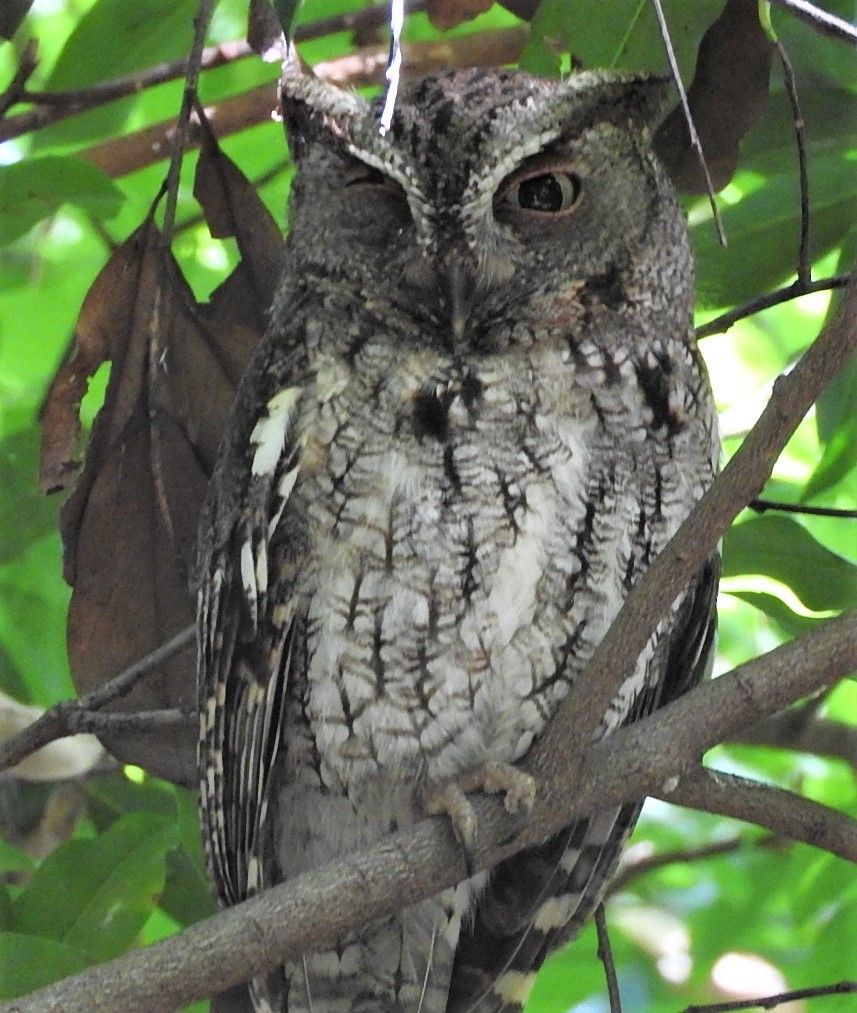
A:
[[6, 606, 857, 1013], [528, 265, 857, 800], [663, 767, 857, 863]]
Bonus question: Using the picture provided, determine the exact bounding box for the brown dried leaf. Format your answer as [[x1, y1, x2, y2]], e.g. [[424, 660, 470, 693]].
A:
[[194, 129, 282, 309], [42, 154, 275, 782], [0, 0, 33, 41], [247, 0, 288, 63], [428, 0, 494, 31], [656, 0, 773, 194]]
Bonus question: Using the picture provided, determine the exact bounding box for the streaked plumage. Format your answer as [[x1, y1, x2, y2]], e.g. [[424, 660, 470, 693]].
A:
[[197, 67, 719, 1012]]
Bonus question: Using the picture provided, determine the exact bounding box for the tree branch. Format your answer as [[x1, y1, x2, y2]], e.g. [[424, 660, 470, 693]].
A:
[[682, 979, 857, 1013], [0, 2, 432, 143], [695, 275, 849, 338], [77, 27, 527, 178], [732, 712, 857, 768], [769, 0, 857, 45], [0, 625, 194, 774], [528, 265, 857, 800], [6, 606, 857, 1012], [663, 767, 857, 865]]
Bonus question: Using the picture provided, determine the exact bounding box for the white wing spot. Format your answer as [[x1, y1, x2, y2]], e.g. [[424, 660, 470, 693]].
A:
[[533, 894, 574, 931], [250, 386, 302, 476], [494, 970, 537, 1004], [255, 539, 268, 597], [240, 540, 256, 606]]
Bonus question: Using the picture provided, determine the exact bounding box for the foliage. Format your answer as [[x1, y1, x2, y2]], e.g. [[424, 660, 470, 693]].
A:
[[0, 1, 855, 1011]]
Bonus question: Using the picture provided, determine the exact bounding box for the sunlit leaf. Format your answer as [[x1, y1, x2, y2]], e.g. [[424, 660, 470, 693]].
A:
[[32, 0, 197, 149], [723, 515, 857, 611], [0, 933, 91, 1002], [726, 590, 818, 637], [0, 158, 122, 245], [693, 154, 857, 306], [14, 811, 176, 961]]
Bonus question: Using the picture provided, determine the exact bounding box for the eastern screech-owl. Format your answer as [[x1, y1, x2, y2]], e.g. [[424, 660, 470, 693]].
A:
[[197, 67, 720, 1013]]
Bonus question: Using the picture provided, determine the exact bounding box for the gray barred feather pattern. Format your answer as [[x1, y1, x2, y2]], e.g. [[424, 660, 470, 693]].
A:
[[196, 67, 720, 1012]]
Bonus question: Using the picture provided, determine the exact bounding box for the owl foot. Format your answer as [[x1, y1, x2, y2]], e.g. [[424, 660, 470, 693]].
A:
[[423, 762, 537, 850]]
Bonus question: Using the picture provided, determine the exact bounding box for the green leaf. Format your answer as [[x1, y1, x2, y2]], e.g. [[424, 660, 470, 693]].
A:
[[0, 933, 92, 1002], [693, 154, 857, 307], [272, 0, 303, 38], [727, 590, 818, 637], [14, 812, 176, 961], [521, 0, 723, 74], [31, 0, 197, 150], [518, 34, 563, 78], [0, 837, 35, 878], [0, 157, 123, 245], [722, 515, 857, 611], [802, 422, 857, 503], [0, 430, 62, 564], [46, 0, 196, 88]]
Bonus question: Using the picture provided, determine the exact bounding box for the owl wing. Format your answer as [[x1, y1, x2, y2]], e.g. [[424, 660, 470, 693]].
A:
[[197, 344, 304, 911], [446, 555, 720, 1013]]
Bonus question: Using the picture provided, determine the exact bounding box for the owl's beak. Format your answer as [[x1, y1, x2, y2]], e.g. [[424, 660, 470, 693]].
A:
[[440, 261, 473, 342]]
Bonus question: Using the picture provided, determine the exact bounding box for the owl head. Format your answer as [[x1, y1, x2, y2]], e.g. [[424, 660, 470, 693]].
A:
[[278, 68, 689, 352]]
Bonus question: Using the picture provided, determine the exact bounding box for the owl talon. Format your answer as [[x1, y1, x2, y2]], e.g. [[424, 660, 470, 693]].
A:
[[460, 761, 537, 816], [423, 762, 537, 851], [424, 779, 479, 848]]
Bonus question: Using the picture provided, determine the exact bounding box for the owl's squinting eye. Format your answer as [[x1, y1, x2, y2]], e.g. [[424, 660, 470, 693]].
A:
[[344, 161, 394, 189], [500, 169, 582, 215]]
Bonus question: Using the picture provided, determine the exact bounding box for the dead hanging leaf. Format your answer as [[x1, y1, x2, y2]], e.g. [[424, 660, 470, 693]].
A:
[[41, 139, 282, 785], [655, 0, 773, 195], [427, 0, 494, 31], [0, 0, 34, 41], [247, 0, 288, 63], [194, 126, 283, 308]]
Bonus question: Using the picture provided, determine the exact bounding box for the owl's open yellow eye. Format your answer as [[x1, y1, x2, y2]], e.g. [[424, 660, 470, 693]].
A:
[[502, 170, 581, 214]]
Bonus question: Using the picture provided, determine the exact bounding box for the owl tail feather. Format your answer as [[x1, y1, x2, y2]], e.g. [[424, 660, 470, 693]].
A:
[[446, 803, 641, 1013]]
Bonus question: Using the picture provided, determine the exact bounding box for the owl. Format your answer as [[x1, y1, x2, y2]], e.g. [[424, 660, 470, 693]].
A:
[[197, 67, 720, 1013]]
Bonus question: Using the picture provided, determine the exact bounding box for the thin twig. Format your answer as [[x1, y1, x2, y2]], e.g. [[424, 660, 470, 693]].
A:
[[0, 38, 38, 118], [0, 42, 250, 142], [695, 274, 849, 338], [0, 625, 195, 774], [609, 836, 781, 894], [161, 0, 216, 246], [63, 707, 193, 736], [650, 0, 726, 245], [750, 497, 857, 519], [681, 979, 857, 1013], [769, 0, 857, 44], [594, 905, 622, 1013], [774, 39, 811, 285]]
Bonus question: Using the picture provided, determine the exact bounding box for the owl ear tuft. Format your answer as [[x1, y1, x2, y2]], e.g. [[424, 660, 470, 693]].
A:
[[556, 71, 673, 138], [279, 74, 369, 161]]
